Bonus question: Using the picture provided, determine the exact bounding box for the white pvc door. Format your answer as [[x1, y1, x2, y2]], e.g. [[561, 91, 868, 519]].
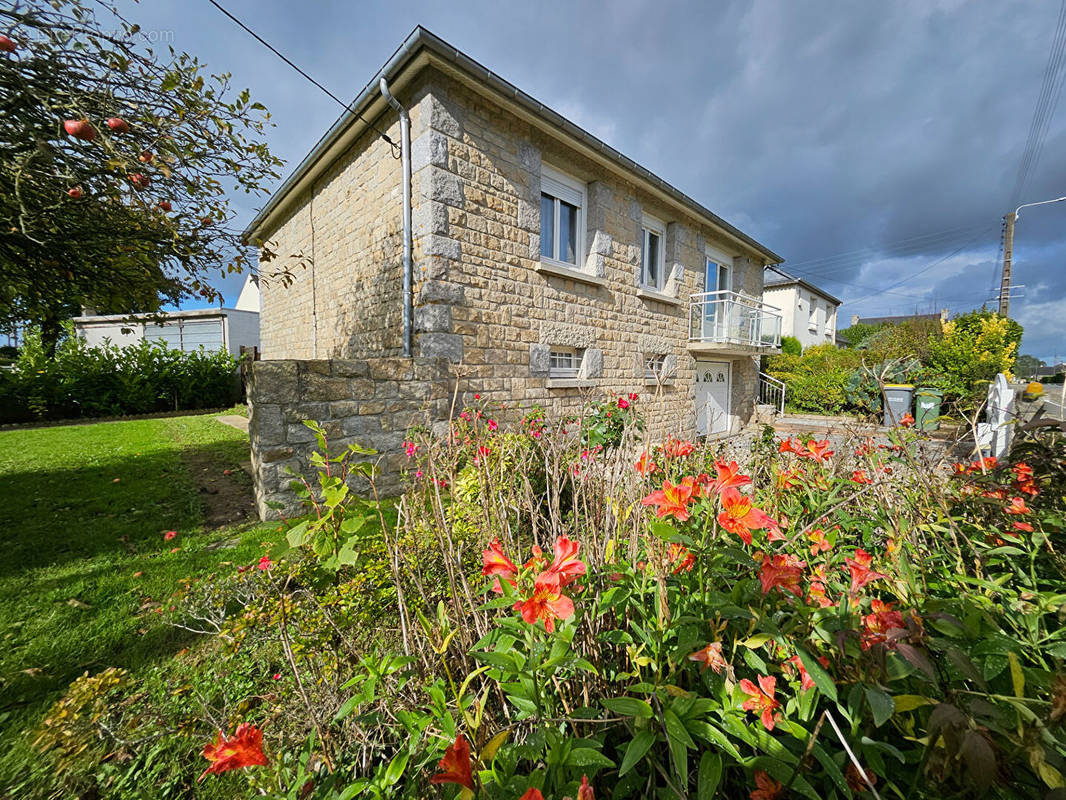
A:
[[695, 360, 731, 436]]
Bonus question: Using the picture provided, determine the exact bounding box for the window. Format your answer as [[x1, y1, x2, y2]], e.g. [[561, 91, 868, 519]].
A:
[[641, 215, 666, 289], [808, 298, 818, 330], [549, 347, 584, 378], [644, 354, 666, 380], [825, 305, 835, 335], [540, 166, 585, 267], [705, 254, 731, 293]]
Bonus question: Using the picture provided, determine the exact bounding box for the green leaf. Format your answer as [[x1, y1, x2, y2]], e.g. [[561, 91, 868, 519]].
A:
[[1008, 651, 1025, 698], [893, 694, 933, 713], [566, 747, 615, 768], [619, 730, 656, 777], [602, 697, 654, 719], [697, 751, 722, 800], [383, 749, 409, 786], [285, 520, 309, 548], [663, 709, 696, 750], [865, 686, 895, 728], [795, 645, 837, 702]]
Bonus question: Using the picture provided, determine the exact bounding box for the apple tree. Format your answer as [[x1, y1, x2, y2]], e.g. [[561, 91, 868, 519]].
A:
[[0, 0, 287, 353]]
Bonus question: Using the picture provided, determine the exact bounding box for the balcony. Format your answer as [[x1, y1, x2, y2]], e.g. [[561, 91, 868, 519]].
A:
[[688, 291, 782, 355]]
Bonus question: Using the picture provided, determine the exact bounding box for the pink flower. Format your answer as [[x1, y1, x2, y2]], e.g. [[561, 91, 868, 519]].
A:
[[163, 530, 178, 541], [257, 556, 273, 571], [618, 397, 630, 409], [415, 470, 424, 479], [403, 441, 417, 458], [271, 673, 281, 680], [487, 419, 498, 432]]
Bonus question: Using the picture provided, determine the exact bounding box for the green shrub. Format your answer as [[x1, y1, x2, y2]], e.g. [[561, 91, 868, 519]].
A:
[[0, 326, 242, 423], [780, 335, 802, 356], [766, 344, 862, 414]]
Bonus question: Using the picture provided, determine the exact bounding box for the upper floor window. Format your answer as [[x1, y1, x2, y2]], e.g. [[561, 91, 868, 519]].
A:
[[705, 254, 731, 294], [640, 215, 666, 290], [808, 298, 818, 330], [540, 166, 585, 267]]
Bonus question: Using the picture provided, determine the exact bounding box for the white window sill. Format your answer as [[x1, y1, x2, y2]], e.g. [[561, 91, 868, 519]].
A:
[[546, 378, 596, 389], [537, 260, 606, 287], [637, 287, 682, 307], [644, 379, 675, 388]]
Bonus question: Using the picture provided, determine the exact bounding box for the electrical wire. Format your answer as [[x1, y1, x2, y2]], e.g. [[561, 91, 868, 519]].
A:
[[205, 0, 401, 157]]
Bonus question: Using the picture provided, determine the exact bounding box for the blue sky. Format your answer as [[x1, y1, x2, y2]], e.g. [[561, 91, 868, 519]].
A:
[[116, 0, 1066, 363]]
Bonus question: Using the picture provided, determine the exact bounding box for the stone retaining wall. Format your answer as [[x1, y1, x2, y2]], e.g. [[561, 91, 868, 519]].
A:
[[247, 357, 454, 519]]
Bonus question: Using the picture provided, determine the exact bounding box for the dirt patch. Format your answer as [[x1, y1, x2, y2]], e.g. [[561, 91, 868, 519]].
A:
[[179, 448, 256, 529]]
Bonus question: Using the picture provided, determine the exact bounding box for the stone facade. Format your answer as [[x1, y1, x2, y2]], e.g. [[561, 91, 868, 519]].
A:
[[255, 60, 778, 491], [247, 357, 453, 519]]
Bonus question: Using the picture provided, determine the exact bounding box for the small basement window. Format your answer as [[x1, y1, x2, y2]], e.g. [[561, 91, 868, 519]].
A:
[[644, 354, 666, 380], [549, 347, 584, 378]]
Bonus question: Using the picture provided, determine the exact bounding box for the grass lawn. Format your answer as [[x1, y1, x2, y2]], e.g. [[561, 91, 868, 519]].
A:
[[0, 410, 281, 788]]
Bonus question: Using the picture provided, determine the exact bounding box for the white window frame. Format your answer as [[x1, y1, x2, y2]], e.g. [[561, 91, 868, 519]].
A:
[[640, 214, 667, 290], [644, 353, 667, 380], [808, 296, 818, 330], [548, 347, 584, 379], [540, 165, 586, 269], [705, 249, 732, 294]]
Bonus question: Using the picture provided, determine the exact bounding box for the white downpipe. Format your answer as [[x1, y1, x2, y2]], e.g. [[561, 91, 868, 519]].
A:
[[379, 78, 413, 358]]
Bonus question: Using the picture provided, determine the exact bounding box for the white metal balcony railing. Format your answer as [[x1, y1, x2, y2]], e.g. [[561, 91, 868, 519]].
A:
[[689, 290, 783, 349]]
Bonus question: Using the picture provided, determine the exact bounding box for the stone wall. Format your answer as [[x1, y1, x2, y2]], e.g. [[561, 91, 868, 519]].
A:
[[247, 357, 453, 519]]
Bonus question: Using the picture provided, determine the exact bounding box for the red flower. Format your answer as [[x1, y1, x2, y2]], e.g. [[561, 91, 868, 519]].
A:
[[717, 488, 782, 546], [642, 477, 699, 521], [861, 599, 907, 650], [1005, 496, 1030, 515], [634, 451, 658, 475], [851, 469, 873, 485], [807, 579, 835, 608], [514, 573, 575, 633], [1012, 521, 1034, 532], [546, 536, 586, 587], [779, 437, 834, 462], [628, 392, 639, 401], [618, 397, 630, 409], [257, 556, 273, 571], [662, 436, 696, 458], [430, 734, 475, 791], [775, 468, 802, 490], [710, 459, 752, 493], [758, 553, 806, 597], [163, 530, 178, 541], [1012, 462, 1033, 481], [199, 723, 269, 781], [519, 790, 545, 800], [807, 528, 832, 555], [482, 538, 519, 593], [783, 654, 829, 690], [739, 674, 782, 731], [669, 543, 696, 574], [845, 549, 887, 595], [689, 641, 729, 674], [899, 412, 914, 427], [750, 769, 784, 800], [578, 774, 594, 800]]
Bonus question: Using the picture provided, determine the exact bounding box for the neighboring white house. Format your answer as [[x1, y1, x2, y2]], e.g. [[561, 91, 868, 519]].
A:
[[762, 267, 841, 348], [73, 276, 261, 356]]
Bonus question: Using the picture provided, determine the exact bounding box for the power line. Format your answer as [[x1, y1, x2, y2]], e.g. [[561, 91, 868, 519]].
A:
[[205, 0, 400, 157]]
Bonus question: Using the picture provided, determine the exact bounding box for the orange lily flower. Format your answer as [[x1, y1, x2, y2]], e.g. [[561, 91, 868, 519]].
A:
[[669, 543, 695, 574], [710, 459, 752, 493], [634, 451, 658, 475], [546, 535, 586, 587], [758, 553, 806, 597], [717, 488, 782, 545], [513, 573, 575, 633], [662, 436, 696, 458], [688, 641, 729, 674], [1005, 496, 1030, 515], [482, 537, 518, 593], [851, 469, 873, 485], [739, 674, 782, 731], [642, 477, 699, 521], [430, 734, 475, 790], [750, 769, 784, 800], [1012, 521, 1034, 532], [519, 790, 545, 800], [199, 723, 269, 781], [807, 528, 832, 555], [844, 548, 888, 595], [861, 599, 906, 650], [783, 654, 829, 690]]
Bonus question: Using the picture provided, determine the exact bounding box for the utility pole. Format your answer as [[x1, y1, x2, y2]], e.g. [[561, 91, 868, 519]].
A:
[[998, 212, 1015, 317]]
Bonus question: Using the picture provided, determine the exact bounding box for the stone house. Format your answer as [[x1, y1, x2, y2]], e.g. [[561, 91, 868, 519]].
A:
[[243, 28, 784, 514]]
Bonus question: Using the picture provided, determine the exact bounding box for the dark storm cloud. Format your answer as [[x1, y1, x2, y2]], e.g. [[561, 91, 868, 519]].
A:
[[115, 0, 1066, 360]]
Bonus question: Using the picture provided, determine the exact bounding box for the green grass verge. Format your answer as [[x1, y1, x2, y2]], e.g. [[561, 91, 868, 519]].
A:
[[0, 410, 281, 789]]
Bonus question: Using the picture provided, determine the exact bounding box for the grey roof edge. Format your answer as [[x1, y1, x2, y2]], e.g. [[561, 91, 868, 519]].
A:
[[763, 277, 842, 306], [242, 26, 783, 264], [72, 308, 254, 323]]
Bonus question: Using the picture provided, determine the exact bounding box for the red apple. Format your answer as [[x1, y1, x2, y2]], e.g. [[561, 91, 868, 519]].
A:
[[0, 36, 16, 53], [128, 173, 150, 190], [157, 200, 172, 212], [138, 150, 154, 163], [106, 117, 130, 134], [67, 186, 83, 199], [63, 119, 97, 141]]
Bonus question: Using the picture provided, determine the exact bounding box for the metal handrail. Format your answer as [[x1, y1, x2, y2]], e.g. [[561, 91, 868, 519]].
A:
[[689, 290, 783, 348], [759, 371, 786, 414]]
